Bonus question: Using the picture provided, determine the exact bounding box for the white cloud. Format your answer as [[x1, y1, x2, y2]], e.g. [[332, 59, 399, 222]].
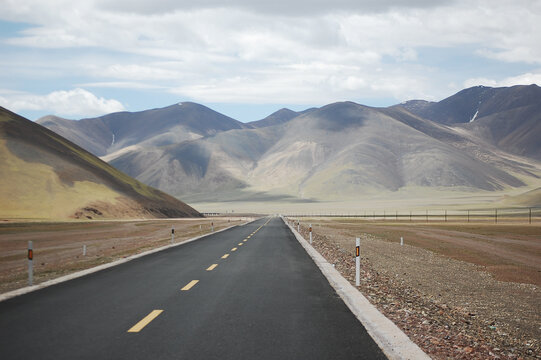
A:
[[78, 81, 164, 89], [0, 0, 540, 109], [94, 64, 184, 81], [97, 0, 452, 16], [464, 72, 541, 88], [0, 88, 125, 117]]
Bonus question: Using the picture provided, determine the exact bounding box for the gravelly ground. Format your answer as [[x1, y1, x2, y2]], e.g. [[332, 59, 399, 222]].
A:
[[0, 218, 247, 294], [288, 219, 540, 360]]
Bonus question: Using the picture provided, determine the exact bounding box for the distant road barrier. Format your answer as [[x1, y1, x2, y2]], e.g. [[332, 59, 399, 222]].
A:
[[284, 207, 541, 224]]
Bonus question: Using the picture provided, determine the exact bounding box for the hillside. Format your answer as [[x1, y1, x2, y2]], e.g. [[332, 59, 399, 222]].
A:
[[37, 102, 247, 157], [246, 102, 534, 198], [397, 85, 541, 160], [246, 107, 317, 128], [107, 101, 540, 204], [36, 85, 541, 208], [0, 107, 202, 220], [501, 187, 541, 207]]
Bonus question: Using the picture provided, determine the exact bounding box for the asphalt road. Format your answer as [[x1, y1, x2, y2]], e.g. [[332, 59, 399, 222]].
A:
[[0, 217, 386, 359]]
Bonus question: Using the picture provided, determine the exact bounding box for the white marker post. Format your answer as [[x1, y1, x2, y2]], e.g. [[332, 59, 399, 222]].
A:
[[355, 237, 360, 287], [297, 220, 300, 233], [400, 237, 404, 246], [309, 224, 312, 244], [211, 222, 214, 232], [83, 245, 87, 256], [171, 226, 175, 244], [28, 241, 33, 286]]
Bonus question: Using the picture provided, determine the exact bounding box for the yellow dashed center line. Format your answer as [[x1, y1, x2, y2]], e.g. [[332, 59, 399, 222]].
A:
[[181, 280, 199, 291], [128, 310, 163, 333], [127, 218, 276, 335]]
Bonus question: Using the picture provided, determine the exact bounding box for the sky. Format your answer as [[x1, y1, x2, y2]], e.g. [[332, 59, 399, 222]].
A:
[[0, 0, 540, 122]]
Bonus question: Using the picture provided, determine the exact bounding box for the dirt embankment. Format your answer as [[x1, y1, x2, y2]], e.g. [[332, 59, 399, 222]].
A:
[[288, 218, 540, 360]]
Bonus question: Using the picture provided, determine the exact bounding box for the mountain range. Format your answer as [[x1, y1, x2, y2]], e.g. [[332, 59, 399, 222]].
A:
[[0, 107, 201, 220], [36, 85, 541, 208]]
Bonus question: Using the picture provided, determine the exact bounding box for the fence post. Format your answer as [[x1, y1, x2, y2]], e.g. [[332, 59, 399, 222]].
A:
[[529, 208, 532, 224]]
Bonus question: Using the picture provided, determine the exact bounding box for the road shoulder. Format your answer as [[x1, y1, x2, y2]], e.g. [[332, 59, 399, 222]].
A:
[[282, 217, 430, 360], [0, 219, 259, 302]]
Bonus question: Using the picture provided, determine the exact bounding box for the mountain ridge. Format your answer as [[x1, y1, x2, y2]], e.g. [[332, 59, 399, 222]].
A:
[[1, 106, 202, 220], [34, 85, 541, 207], [37, 102, 247, 157], [396, 84, 541, 160]]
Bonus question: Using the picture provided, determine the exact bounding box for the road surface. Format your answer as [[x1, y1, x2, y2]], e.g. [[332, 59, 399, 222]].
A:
[[0, 217, 386, 359]]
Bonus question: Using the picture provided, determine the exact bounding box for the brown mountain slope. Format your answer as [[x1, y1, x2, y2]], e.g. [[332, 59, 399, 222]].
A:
[[246, 102, 532, 199], [397, 85, 541, 160], [501, 187, 541, 207], [37, 102, 247, 157], [0, 107, 202, 220], [36, 86, 541, 207], [107, 102, 541, 203]]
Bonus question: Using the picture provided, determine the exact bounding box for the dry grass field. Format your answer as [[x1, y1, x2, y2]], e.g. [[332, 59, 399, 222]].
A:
[[319, 219, 541, 286], [290, 217, 540, 359], [0, 217, 250, 294]]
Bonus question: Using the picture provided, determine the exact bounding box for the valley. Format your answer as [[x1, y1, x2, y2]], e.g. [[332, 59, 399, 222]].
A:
[[35, 85, 541, 213]]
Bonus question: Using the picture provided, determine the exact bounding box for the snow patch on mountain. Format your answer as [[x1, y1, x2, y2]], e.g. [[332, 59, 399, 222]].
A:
[[469, 110, 479, 123]]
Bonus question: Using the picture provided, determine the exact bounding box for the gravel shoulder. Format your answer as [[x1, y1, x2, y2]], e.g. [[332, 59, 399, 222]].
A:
[[289, 218, 540, 360]]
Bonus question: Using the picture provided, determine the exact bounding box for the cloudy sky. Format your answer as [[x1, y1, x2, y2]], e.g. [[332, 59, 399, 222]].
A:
[[0, 0, 540, 122]]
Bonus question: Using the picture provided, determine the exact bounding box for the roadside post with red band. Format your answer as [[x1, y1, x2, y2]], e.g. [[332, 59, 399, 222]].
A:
[[28, 241, 33, 286], [355, 237, 360, 287]]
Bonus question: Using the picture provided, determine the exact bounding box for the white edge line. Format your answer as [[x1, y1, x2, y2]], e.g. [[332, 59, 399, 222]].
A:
[[281, 216, 431, 360], [0, 218, 261, 302]]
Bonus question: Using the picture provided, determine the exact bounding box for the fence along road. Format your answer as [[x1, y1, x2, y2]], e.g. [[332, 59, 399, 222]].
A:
[[285, 207, 541, 224], [0, 217, 386, 360]]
